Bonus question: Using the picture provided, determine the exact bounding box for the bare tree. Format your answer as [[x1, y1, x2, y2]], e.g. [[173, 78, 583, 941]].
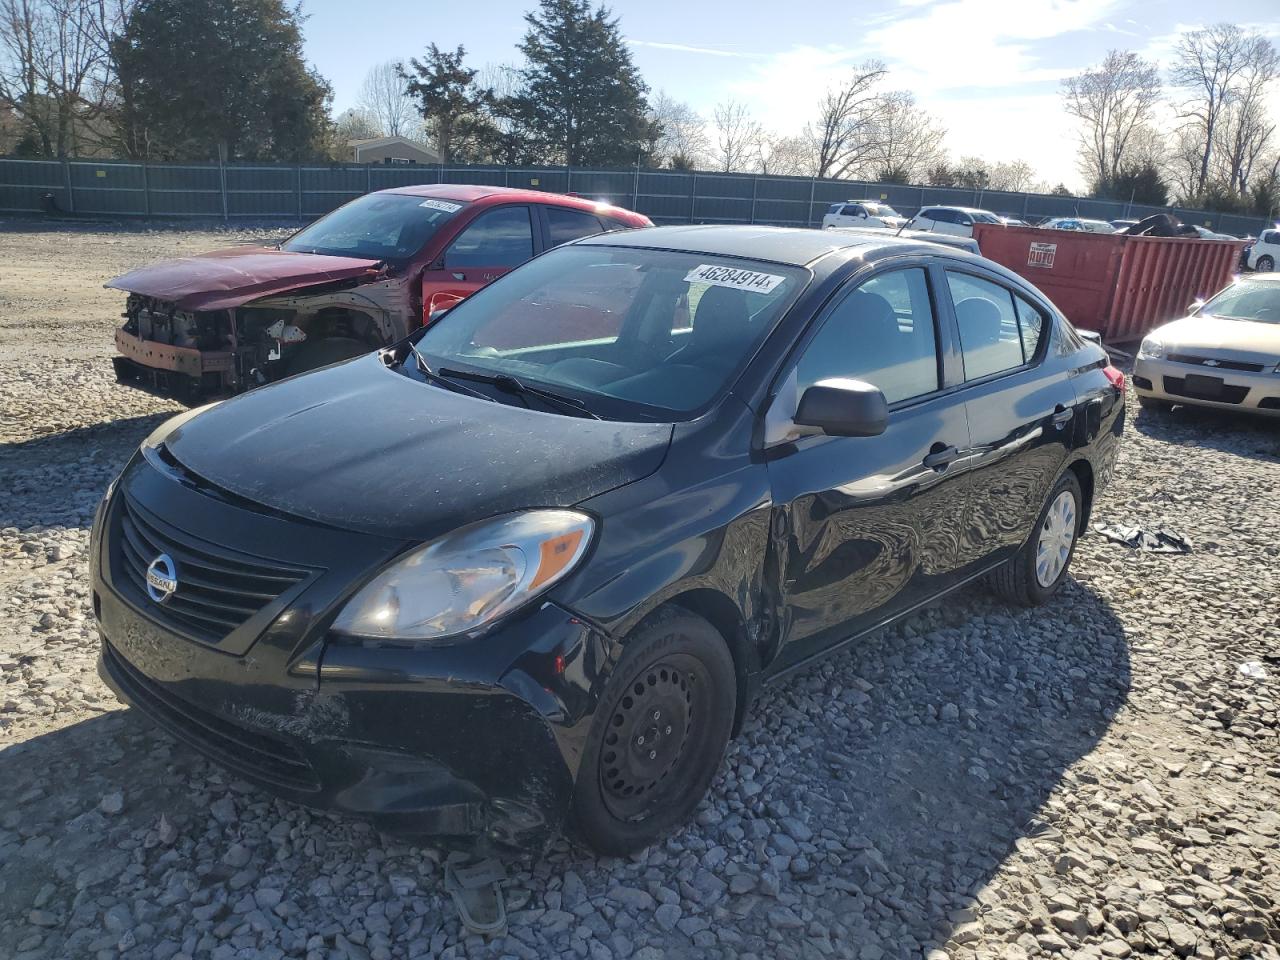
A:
[[755, 134, 814, 176], [646, 90, 709, 168], [0, 0, 123, 156], [805, 61, 889, 179], [1062, 50, 1162, 189], [1211, 44, 1279, 194], [334, 106, 383, 143], [357, 61, 415, 138], [711, 99, 761, 173], [988, 159, 1036, 192], [865, 91, 945, 183], [1170, 24, 1276, 196]]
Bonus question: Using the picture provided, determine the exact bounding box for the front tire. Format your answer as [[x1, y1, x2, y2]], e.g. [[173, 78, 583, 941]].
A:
[[571, 608, 735, 856], [1138, 394, 1171, 413], [1256, 255, 1275, 272], [988, 472, 1083, 607], [285, 336, 374, 376]]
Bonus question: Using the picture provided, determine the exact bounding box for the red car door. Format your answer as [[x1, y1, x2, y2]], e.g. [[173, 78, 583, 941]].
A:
[[421, 204, 538, 323]]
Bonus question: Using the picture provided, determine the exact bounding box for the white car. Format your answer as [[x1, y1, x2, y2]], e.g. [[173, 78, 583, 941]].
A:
[[1133, 274, 1280, 417], [907, 206, 1003, 238], [1244, 227, 1279, 271], [1041, 217, 1115, 234], [821, 201, 907, 230]]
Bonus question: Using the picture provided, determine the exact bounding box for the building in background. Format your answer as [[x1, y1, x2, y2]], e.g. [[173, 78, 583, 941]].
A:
[[349, 137, 440, 165]]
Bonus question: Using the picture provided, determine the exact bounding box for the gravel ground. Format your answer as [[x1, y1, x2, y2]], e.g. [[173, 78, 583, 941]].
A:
[[1, 219, 1278, 960]]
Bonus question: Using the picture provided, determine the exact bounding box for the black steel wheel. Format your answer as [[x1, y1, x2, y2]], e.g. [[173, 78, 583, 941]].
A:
[[572, 608, 735, 855]]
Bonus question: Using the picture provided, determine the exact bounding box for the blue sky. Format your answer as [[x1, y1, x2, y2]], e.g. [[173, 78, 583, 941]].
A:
[[302, 0, 1280, 190]]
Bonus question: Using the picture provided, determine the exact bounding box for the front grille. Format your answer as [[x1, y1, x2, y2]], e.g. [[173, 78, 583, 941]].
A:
[[1167, 353, 1266, 373], [118, 495, 309, 643], [103, 642, 319, 792], [1162, 376, 1250, 404]]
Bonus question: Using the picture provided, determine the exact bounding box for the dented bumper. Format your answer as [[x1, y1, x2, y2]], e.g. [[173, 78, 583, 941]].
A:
[[91, 454, 608, 852]]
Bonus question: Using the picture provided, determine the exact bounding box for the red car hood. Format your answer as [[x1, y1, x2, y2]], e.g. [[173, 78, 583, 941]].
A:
[[105, 246, 383, 311]]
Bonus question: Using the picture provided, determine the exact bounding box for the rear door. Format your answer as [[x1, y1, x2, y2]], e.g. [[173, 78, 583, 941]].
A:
[[941, 267, 1080, 572], [764, 263, 972, 674], [421, 204, 539, 322], [539, 205, 609, 249]]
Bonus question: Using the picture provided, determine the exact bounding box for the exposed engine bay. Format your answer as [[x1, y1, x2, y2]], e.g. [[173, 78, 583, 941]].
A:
[[112, 277, 416, 403]]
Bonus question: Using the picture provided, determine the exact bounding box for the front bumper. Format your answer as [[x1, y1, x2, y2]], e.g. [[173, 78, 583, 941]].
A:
[[113, 328, 236, 402], [91, 455, 612, 851], [1132, 356, 1280, 416]]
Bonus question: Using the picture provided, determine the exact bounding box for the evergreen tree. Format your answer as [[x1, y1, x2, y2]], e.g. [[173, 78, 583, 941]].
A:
[[111, 0, 331, 161], [506, 0, 657, 166], [400, 45, 499, 164]]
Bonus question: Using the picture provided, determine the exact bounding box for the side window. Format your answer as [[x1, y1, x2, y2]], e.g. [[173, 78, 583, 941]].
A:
[[828, 203, 842, 214], [946, 272, 1026, 379], [545, 207, 606, 248], [957, 212, 974, 226], [931, 209, 955, 224], [444, 206, 534, 269], [1014, 295, 1047, 359], [796, 268, 940, 405], [847, 204, 866, 217], [1264, 230, 1279, 245]]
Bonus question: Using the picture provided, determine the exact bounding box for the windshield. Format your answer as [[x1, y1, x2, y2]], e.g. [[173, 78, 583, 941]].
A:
[[281, 193, 464, 261], [415, 244, 808, 420], [1200, 281, 1280, 324], [972, 212, 1002, 224], [867, 204, 900, 218]]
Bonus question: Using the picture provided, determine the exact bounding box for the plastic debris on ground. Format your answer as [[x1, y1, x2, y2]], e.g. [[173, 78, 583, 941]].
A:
[[1093, 523, 1192, 554], [1238, 661, 1270, 680], [444, 852, 508, 936]]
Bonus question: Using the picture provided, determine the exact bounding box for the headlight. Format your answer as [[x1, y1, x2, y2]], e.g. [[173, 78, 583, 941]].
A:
[[332, 510, 595, 642], [1137, 337, 1164, 360]]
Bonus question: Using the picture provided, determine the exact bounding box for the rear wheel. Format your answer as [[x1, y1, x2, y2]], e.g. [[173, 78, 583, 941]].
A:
[[988, 472, 1083, 606], [571, 608, 735, 855], [1256, 255, 1274, 272]]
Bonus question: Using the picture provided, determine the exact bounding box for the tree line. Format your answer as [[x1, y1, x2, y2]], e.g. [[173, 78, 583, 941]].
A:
[[0, 0, 1275, 217]]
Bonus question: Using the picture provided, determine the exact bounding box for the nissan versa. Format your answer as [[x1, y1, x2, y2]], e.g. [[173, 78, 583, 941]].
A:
[[92, 225, 1125, 855]]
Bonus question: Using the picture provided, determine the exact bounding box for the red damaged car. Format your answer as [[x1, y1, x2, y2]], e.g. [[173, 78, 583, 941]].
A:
[[107, 185, 651, 401]]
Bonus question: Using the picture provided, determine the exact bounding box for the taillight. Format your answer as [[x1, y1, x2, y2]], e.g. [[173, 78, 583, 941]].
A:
[[1103, 365, 1126, 392]]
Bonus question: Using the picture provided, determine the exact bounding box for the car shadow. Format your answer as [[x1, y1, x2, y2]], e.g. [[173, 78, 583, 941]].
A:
[[0, 414, 170, 532], [1132, 402, 1280, 461], [0, 578, 1129, 959]]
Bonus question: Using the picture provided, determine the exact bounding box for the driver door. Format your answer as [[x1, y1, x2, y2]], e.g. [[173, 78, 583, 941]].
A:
[[421, 205, 538, 324]]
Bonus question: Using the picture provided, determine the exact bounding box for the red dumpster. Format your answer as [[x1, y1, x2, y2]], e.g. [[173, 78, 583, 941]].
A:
[[972, 224, 1244, 342]]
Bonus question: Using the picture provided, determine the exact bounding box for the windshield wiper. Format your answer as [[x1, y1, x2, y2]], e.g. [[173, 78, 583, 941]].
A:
[[384, 343, 496, 403], [438, 368, 602, 419]]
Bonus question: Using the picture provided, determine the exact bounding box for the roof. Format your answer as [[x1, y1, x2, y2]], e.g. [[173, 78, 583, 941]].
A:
[[923, 205, 995, 214], [583, 224, 954, 267], [379, 184, 650, 225]]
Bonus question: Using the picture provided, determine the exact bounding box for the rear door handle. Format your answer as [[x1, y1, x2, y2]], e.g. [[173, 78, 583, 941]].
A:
[[923, 444, 961, 470], [1051, 405, 1074, 427]]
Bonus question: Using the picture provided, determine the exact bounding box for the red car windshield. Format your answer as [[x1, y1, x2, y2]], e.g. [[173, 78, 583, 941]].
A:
[[281, 193, 466, 262]]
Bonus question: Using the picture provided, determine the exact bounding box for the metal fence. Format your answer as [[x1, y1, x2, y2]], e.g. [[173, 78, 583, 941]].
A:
[[0, 156, 1273, 237]]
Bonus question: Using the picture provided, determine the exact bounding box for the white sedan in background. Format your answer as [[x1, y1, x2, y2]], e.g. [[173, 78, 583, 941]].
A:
[[821, 201, 907, 230], [1133, 274, 1280, 417], [1041, 217, 1116, 234], [907, 206, 1003, 238]]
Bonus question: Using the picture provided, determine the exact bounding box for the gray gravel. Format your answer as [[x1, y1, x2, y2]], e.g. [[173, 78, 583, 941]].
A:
[[1, 221, 1278, 960]]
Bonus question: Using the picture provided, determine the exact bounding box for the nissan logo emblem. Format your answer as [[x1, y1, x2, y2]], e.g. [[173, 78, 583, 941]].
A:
[[145, 553, 178, 603]]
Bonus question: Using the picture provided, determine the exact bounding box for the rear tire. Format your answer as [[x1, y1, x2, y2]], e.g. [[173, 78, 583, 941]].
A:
[[988, 472, 1083, 607], [571, 608, 735, 856], [1256, 255, 1274, 272]]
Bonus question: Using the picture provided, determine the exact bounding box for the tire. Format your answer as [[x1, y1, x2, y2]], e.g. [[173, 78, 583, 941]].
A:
[[285, 336, 374, 376], [988, 471, 1083, 607], [1256, 255, 1274, 272], [1138, 394, 1171, 413], [571, 608, 736, 855]]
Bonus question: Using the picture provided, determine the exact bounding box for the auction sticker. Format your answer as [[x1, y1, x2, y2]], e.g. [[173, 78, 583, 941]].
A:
[[1027, 242, 1057, 269], [684, 264, 785, 294], [420, 199, 463, 214]]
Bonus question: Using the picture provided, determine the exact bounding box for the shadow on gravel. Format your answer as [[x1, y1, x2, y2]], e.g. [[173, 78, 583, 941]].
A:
[[1133, 403, 1280, 461], [0, 578, 1130, 958], [0, 414, 169, 530]]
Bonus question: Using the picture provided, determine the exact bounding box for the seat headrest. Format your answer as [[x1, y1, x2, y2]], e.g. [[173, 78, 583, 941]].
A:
[[690, 286, 750, 352], [955, 297, 1003, 346]]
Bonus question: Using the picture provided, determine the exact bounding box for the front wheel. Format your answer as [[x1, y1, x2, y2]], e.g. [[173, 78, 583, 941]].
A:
[[571, 608, 735, 855], [1256, 255, 1275, 272], [988, 472, 1083, 606], [1138, 394, 1171, 413]]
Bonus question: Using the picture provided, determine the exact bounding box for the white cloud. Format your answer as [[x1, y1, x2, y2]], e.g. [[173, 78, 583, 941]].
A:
[[627, 39, 762, 59]]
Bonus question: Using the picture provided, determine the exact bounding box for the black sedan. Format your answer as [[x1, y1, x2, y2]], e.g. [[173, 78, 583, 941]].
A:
[[91, 225, 1125, 855]]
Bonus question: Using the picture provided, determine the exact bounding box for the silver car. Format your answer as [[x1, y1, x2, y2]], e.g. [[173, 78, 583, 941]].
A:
[[1133, 274, 1280, 417]]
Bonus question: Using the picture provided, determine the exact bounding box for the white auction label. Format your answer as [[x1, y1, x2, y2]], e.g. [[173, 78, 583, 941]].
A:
[[419, 199, 463, 213], [684, 264, 785, 294]]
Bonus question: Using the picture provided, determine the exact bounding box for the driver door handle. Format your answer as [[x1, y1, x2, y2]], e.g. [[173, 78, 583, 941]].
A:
[[923, 444, 961, 470], [1052, 404, 1074, 427]]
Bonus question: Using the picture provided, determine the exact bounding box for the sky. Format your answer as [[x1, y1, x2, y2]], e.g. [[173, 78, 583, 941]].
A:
[[301, 0, 1280, 191]]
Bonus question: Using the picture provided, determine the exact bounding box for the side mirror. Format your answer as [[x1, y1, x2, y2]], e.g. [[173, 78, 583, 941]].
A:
[[1188, 299, 1206, 314], [794, 378, 889, 438]]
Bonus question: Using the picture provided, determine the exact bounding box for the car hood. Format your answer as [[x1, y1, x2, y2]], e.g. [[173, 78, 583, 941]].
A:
[[1153, 315, 1280, 361], [105, 246, 383, 312], [160, 354, 674, 541]]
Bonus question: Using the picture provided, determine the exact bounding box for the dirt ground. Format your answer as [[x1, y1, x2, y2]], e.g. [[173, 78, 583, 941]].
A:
[[0, 218, 1277, 960]]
